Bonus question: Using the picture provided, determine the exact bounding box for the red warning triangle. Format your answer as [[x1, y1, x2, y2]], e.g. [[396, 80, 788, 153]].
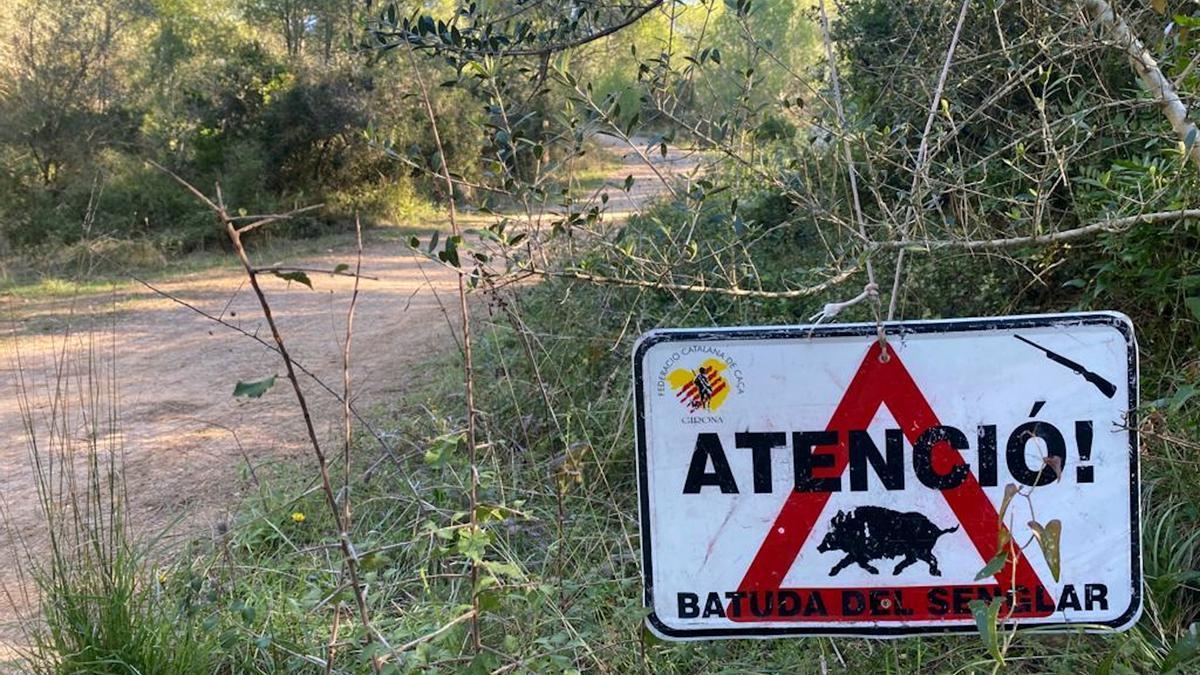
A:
[[730, 342, 1055, 622]]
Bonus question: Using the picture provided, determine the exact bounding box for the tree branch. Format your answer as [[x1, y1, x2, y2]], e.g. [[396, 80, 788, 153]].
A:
[[255, 265, 380, 281], [1081, 0, 1200, 172], [382, 1, 665, 58], [527, 264, 859, 298], [880, 209, 1200, 250]]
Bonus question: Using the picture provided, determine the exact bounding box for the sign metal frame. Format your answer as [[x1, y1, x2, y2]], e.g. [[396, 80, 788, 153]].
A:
[[633, 312, 1141, 640]]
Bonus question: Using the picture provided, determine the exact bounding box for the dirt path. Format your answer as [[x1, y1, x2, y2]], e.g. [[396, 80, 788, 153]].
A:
[[0, 135, 698, 649]]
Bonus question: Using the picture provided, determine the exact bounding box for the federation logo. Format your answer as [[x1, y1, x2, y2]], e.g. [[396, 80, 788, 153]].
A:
[[667, 358, 732, 412]]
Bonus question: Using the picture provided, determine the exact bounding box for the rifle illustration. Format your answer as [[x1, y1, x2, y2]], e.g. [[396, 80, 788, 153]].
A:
[[1014, 334, 1117, 399]]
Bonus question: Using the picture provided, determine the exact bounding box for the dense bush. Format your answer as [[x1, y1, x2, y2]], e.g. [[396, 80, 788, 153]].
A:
[[0, 0, 492, 265]]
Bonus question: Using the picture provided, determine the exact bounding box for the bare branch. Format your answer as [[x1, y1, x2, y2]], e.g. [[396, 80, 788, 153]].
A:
[[255, 265, 381, 281], [237, 204, 325, 234], [888, 0, 971, 320], [403, 41, 483, 654], [382, 1, 664, 58], [144, 159, 220, 212], [527, 265, 859, 299], [1081, 0, 1200, 172], [158, 161, 386, 672], [880, 209, 1200, 250]]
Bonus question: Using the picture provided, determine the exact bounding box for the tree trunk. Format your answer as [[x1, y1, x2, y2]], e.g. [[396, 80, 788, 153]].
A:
[[1081, 0, 1200, 173]]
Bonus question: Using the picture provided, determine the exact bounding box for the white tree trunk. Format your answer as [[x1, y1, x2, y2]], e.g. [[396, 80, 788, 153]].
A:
[[1082, 0, 1200, 172]]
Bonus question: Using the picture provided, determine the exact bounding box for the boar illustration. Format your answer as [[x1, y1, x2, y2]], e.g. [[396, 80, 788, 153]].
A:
[[816, 506, 959, 576]]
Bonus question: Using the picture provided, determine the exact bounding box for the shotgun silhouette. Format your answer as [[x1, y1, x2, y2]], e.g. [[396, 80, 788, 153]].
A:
[[1014, 334, 1117, 399]]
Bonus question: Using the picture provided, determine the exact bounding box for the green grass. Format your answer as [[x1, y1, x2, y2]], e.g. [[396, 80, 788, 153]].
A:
[[83, 300, 1196, 672], [0, 138, 624, 307], [39, 270, 1189, 673], [0, 218, 468, 306], [11, 342, 216, 674]]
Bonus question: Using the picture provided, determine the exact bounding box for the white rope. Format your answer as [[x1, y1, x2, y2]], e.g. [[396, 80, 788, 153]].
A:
[[808, 282, 880, 325]]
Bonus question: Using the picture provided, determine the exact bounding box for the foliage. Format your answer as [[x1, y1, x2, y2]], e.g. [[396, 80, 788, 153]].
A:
[[7, 0, 1200, 672], [0, 0, 490, 266], [17, 343, 213, 674]]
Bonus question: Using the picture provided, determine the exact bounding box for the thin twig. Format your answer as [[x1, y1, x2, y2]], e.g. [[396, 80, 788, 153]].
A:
[[340, 214, 364, 547], [887, 0, 971, 320], [403, 42, 483, 654], [256, 265, 381, 282], [392, 610, 477, 655], [383, 1, 664, 58], [528, 264, 859, 298], [150, 167, 387, 673], [817, 0, 888, 357], [325, 603, 342, 675], [877, 208, 1200, 250], [237, 204, 325, 234]]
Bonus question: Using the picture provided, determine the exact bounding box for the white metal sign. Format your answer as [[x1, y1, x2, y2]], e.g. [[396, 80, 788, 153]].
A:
[[634, 313, 1140, 639]]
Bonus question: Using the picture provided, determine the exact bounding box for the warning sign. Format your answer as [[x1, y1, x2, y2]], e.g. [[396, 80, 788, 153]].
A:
[[633, 313, 1140, 639]]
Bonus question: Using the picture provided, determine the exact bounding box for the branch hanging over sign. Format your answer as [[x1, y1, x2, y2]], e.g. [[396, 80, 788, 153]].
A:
[[877, 209, 1200, 251], [1080, 0, 1200, 172]]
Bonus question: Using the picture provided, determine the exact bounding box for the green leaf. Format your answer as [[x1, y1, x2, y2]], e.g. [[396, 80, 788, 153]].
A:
[[271, 270, 312, 289], [975, 550, 1008, 581], [333, 263, 350, 274], [1161, 622, 1200, 673], [1169, 384, 1197, 413], [360, 552, 391, 571], [477, 589, 501, 613], [623, 174, 635, 191], [465, 652, 500, 674], [1186, 297, 1200, 321], [624, 112, 640, 137], [427, 230, 440, 253], [482, 559, 524, 580], [1186, 128, 1198, 156], [997, 483, 1019, 522], [1028, 519, 1063, 582], [969, 597, 1005, 664], [456, 526, 491, 562], [233, 376, 276, 398], [439, 235, 461, 267]]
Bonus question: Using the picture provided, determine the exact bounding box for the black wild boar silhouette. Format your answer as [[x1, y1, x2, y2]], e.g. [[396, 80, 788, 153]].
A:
[[816, 506, 959, 576]]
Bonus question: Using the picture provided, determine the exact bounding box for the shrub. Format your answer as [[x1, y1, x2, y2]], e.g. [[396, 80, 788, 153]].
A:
[[14, 344, 213, 674]]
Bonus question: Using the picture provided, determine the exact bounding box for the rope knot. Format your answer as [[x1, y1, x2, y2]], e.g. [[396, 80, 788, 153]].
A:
[[808, 282, 882, 324]]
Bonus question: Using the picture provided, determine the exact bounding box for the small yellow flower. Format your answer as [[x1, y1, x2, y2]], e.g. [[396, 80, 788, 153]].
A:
[[157, 572, 168, 584], [291, 511, 306, 523]]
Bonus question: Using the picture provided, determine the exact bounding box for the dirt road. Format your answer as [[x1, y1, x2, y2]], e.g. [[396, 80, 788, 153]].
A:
[[0, 135, 697, 647]]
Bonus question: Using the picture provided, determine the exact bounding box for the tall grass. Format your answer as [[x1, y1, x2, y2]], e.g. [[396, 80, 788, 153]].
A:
[[6, 324, 211, 674]]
